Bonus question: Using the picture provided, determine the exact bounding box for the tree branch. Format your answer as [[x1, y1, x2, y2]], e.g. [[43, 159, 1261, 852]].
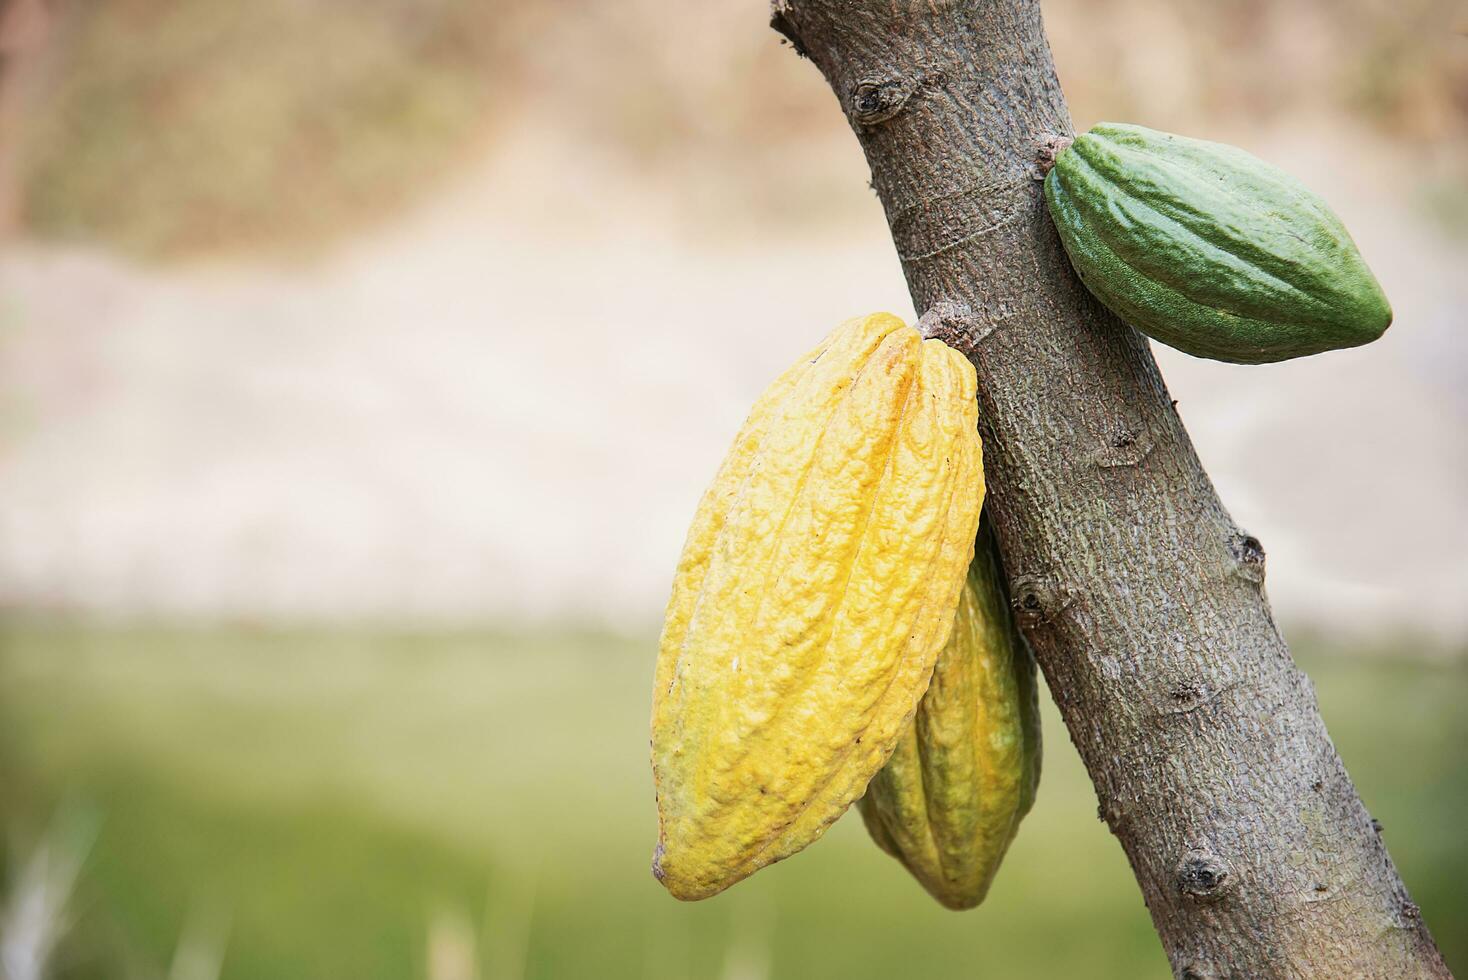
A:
[[772, 1, 1450, 976]]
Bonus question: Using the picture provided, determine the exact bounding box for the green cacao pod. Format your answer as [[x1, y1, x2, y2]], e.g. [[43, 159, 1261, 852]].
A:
[[1044, 122, 1391, 364], [650, 313, 986, 901], [857, 523, 1041, 910]]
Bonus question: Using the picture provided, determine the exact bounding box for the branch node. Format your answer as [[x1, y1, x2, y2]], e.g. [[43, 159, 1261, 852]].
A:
[[1154, 678, 1238, 723], [849, 75, 916, 127], [1229, 530, 1266, 585], [1177, 849, 1234, 903], [1167, 680, 1204, 713], [1096, 417, 1155, 468], [1011, 573, 1070, 630]]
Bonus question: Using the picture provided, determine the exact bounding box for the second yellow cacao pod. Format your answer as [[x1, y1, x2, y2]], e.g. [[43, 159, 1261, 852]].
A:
[[857, 524, 1042, 909], [650, 313, 985, 901]]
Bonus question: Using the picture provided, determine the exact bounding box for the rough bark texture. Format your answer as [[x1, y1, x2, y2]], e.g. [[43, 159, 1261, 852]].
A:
[[771, 1, 1451, 977]]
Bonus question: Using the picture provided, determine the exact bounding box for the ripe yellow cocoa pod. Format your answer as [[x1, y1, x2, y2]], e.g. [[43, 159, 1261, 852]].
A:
[[651, 312, 985, 901], [857, 524, 1042, 910]]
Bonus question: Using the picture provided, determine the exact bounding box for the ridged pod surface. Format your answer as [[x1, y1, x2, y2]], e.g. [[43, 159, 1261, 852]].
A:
[[858, 526, 1042, 910], [650, 312, 985, 901], [1044, 122, 1391, 363]]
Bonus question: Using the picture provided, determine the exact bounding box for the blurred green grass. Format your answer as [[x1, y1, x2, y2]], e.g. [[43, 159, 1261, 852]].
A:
[[0, 622, 1462, 978]]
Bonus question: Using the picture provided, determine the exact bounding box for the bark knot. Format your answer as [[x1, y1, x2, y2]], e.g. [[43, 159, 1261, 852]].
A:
[[1177, 850, 1233, 902], [1180, 966, 1219, 980], [1010, 574, 1069, 630], [1155, 678, 1237, 723], [1096, 417, 1155, 468], [1229, 529, 1266, 584], [847, 62, 950, 127], [1168, 681, 1203, 711], [849, 76, 916, 127]]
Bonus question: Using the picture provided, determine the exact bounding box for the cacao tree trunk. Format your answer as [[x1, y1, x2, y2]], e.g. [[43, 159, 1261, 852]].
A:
[[769, 1, 1452, 976]]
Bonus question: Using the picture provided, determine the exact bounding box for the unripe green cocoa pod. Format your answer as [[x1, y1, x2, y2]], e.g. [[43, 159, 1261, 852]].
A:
[[857, 523, 1041, 910], [1044, 122, 1391, 364]]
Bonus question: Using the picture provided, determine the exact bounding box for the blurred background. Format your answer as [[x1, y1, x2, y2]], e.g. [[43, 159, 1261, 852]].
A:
[[0, 0, 1464, 977]]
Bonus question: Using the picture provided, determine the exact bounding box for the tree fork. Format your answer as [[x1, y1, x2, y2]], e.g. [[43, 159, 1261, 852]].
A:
[[771, 1, 1450, 976]]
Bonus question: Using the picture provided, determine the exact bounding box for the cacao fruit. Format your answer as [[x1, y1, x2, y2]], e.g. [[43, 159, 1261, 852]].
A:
[[858, 523, 1042, 910], [1044, 122, 1392, 364], [650, 312, 985, 901]]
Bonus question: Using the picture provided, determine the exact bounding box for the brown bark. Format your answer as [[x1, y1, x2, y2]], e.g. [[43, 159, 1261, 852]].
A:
[[770, 1, 1451, 976]]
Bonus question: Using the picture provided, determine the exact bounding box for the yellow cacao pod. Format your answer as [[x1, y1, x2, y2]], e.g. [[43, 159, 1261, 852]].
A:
[[857, 524, 1042, 909], [650, 312, 985, 901]]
